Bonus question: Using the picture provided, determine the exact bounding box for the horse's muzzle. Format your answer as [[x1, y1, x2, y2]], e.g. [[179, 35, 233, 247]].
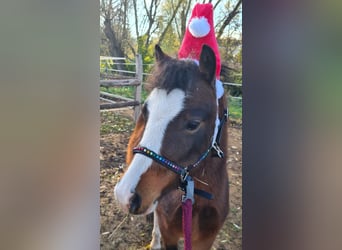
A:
[[129, 192, 141, 214]]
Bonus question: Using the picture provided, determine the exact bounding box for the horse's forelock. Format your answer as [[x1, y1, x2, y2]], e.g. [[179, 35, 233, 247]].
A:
[[148, 59, 200, 94]]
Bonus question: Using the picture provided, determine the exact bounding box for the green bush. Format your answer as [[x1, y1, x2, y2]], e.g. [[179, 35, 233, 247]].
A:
[[228, 96, 242, 121]]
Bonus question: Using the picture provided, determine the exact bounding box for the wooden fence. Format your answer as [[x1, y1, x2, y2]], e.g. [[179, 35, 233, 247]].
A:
[[100, 55, 143, 121], [100, 55, 242, 122]]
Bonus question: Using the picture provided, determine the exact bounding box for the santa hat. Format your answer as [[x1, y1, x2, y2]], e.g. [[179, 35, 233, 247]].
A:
[[178, 3, 225, 148], [178, 3, 221, 80]]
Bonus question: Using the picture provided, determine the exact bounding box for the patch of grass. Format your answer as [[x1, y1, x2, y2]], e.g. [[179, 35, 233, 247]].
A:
[[100, 111, 134, 135], [228, 96, 242, 122]]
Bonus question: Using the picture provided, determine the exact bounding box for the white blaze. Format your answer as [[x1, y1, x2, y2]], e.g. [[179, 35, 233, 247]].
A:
[[114, 88, 185, 213]]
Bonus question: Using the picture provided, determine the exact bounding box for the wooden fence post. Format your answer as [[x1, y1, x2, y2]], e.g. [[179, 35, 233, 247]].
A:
[[134, 54, 143, 121]]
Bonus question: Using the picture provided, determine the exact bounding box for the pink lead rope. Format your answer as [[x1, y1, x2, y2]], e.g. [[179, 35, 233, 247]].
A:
[[182, 176, 195, 250], [182, 198, 193, 250]]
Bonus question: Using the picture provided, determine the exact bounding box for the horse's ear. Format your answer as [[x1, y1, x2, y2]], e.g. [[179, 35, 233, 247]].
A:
[[155, 44, 170, 62], [199, 45, 216, 83]]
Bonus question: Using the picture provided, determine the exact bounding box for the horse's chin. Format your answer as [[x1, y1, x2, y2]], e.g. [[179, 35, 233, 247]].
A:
[[142, 200, 158, 215]]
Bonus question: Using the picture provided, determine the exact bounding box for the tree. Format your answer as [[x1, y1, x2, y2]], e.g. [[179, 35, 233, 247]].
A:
[[100, 0, 132, 61], [158, 0, 184, 44], [100, 0, 242, 70], [216, 0, 242, 40], [167, 0, 193, 42]]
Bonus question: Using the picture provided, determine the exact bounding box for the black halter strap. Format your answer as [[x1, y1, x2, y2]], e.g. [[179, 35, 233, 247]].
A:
[[211, 108, 228, 158]]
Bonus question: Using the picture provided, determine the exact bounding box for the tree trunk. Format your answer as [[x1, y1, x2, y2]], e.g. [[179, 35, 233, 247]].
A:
[[103, 17, 125, 71]]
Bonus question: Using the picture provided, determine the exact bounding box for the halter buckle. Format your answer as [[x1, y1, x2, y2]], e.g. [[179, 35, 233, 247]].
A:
[[181, 176, 195, 204], [224, 108, 229, 121], [211, 142, 224, 158]]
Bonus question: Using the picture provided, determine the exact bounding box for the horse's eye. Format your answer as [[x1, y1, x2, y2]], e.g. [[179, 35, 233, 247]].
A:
[[186, 120, 201, 131]]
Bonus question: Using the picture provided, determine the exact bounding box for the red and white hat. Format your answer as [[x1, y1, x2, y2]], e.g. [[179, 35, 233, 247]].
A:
[[178, 3, 225, 147], [178, 3, 221, 80]]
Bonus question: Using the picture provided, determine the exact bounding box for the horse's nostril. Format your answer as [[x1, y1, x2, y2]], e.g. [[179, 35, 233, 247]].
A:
[[129, 193, 141, 214]]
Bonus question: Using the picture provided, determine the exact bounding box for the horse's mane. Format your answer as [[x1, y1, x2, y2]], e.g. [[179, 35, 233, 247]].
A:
[[219, 63, 234, 82]]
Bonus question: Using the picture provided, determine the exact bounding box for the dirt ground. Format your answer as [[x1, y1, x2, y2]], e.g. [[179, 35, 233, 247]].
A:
[[100, 109, 242, 250]]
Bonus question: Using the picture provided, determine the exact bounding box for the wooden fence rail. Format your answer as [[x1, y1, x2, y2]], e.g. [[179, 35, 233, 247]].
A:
[[100, 55, 242, 122], [100, 79, 140, 87], [100, 54, 142, 121]]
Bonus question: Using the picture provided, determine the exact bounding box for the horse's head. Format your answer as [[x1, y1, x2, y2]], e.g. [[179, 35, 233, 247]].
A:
[[114, 45, 218, 214]]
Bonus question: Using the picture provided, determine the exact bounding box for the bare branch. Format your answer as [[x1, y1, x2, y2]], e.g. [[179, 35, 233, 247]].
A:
[[213, 0, 223, 10], [133, 0, 139, 39], [216, 0, 242, 40], [144, 0, 161, 47], [159, 0, 184, 43], [175, 0, 192, 42], [127, 41, 137, 58], [143, 0, 150, 18]]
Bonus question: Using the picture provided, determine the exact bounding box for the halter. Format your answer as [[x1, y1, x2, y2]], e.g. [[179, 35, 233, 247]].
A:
[[132, 108, 228, 249], [132, 146, 213, 200], [133, 108, 228, 199]]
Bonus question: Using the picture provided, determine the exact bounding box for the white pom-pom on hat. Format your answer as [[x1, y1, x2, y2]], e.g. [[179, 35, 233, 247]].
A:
[[216, 79, 224, 98], [188, 16, 210, 38]]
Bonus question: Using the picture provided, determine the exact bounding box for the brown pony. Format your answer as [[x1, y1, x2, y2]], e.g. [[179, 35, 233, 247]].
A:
[[114, 45, 229, 250]]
